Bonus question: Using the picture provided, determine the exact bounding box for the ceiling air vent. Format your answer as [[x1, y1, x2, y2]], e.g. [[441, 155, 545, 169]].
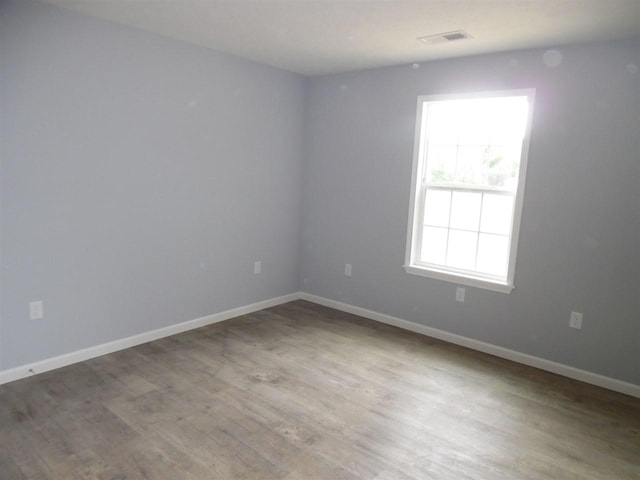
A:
[[418, 30, 472, 45]]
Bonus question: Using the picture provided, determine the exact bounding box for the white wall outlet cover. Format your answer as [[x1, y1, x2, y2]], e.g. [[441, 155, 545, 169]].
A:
[[569, 311, 583, 329], [455, 287, 465, 302], [254, 261, 261, 274], [344, 264, 352, 277], [29, 301, 44, 320]]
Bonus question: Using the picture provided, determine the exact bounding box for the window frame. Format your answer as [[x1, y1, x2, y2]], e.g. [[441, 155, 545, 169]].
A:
[[404, 89, 535, 293]]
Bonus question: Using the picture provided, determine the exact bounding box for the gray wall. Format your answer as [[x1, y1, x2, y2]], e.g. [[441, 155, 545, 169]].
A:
[[0, 0, 305, 370], [300, 41, 640, 385]]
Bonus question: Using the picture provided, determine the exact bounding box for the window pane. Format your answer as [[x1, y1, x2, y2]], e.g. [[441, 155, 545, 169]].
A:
[[458, 105, 491, 146], [425, 145, 456, 183], [480, 194, 514, 235], [484, 145, 520, 188], [455, 146, 484, 184], [476, 233, 509, 276], [423, 189, 451, 227], [446, 229, 477, 270], [420, 226, 448, 265], [426, 104, 459, 145], [484, 146, 508, 187], [450, 191, 481, 231]]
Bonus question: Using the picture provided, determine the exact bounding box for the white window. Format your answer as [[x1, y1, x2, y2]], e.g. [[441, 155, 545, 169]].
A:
[[404, 89, 535, 293]]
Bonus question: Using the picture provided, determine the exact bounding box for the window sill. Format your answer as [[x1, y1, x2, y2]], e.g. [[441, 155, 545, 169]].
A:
[[403, 264, 514, 294]]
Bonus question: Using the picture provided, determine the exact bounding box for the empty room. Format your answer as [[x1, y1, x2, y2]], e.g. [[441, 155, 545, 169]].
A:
[[1, 0, 639, 478]]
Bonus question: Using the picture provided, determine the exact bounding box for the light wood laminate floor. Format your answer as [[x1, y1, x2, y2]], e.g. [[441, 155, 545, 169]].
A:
[[1, 300, 639, 479]]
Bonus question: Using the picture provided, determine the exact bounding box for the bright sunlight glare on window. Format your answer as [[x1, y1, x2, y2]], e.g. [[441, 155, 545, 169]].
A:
[[405, 90, 534, 293]]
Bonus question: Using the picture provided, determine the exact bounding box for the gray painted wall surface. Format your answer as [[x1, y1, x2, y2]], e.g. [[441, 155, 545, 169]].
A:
[[0, 0, 305, 369], [300, 41, 640, 385]]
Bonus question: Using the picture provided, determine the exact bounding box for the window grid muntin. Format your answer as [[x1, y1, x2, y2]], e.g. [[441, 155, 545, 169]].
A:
[[417, 184, 514, 280]]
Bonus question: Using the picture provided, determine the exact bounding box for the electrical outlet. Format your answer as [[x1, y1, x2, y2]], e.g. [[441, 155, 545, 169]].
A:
[[455, 287, 465, 302], [254, 261, 261, 274], [29, 301, 44, 320], [344, 264, 352, 277], [569, 311, 583, 330]]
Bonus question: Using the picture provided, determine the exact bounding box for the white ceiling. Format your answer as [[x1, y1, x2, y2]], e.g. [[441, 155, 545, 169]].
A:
[[42, 0, 640, 76]]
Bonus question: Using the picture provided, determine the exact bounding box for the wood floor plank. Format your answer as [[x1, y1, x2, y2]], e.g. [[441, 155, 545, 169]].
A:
[[1, 300, 638, 479], [0, 452, 26, 480]]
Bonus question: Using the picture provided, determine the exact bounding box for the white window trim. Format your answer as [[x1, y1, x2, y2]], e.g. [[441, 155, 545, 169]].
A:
[[404, 88, 535, 294]]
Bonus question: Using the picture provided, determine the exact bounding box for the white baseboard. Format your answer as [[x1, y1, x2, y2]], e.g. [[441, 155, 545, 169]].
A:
[[298, 293, 640, 399], [0, 293, 300, 386], [3, 291, 638, 399]]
